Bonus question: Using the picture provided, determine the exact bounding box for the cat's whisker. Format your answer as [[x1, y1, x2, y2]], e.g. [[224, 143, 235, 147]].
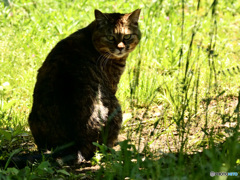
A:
[[100, 54, 108, 70], [99, 52, 110, 70], [96, 53, 108, 70], [98, 56, 104, 69], [103, 54, 111, 70]]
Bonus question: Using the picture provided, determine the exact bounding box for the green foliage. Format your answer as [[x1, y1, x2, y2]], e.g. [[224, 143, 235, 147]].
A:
[[0, 160, 73, 179], [94, 141, 144, 179], [0, 0, 240, 179]]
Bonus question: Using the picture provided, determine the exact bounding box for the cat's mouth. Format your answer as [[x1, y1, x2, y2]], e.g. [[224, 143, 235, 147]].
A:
[[99, 48, 128, 59], [111, 49, 128, 58]]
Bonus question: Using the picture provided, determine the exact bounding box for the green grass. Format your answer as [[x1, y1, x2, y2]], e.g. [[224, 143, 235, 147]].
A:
[[1, 0, 240, 179]]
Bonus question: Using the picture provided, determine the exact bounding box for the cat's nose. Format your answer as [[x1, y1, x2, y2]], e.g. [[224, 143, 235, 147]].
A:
[[117, 42, 125, 51], [117, 47, 124, 52]]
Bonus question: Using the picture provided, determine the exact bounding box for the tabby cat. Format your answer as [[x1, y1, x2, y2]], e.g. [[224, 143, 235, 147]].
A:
[[28, 9, 141, 163]]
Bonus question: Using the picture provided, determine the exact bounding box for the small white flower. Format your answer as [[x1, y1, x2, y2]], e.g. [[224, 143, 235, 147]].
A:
[[2, 82, 10, 87]]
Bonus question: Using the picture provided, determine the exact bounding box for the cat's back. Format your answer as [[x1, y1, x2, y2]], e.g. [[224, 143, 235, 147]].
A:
[[35, 23, 106, 95], [31, 23, 113, 127], [42, 24, 97, 66]]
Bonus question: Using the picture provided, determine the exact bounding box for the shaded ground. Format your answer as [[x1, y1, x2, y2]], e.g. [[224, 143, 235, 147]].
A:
[[121, 96, 239, 153]]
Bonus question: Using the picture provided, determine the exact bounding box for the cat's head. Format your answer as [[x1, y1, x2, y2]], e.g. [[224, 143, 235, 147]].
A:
[[92, 9, 141, 59]]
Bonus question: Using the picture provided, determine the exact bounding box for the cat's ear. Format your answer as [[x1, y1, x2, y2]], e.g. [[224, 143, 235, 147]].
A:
[[128, 9, 141, 26], [95, 9, 108, 25]]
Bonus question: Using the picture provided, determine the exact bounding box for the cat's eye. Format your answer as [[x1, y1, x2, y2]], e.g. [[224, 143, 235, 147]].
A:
[[106, 35, 115, 41], [123, 34, 132, 40]]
